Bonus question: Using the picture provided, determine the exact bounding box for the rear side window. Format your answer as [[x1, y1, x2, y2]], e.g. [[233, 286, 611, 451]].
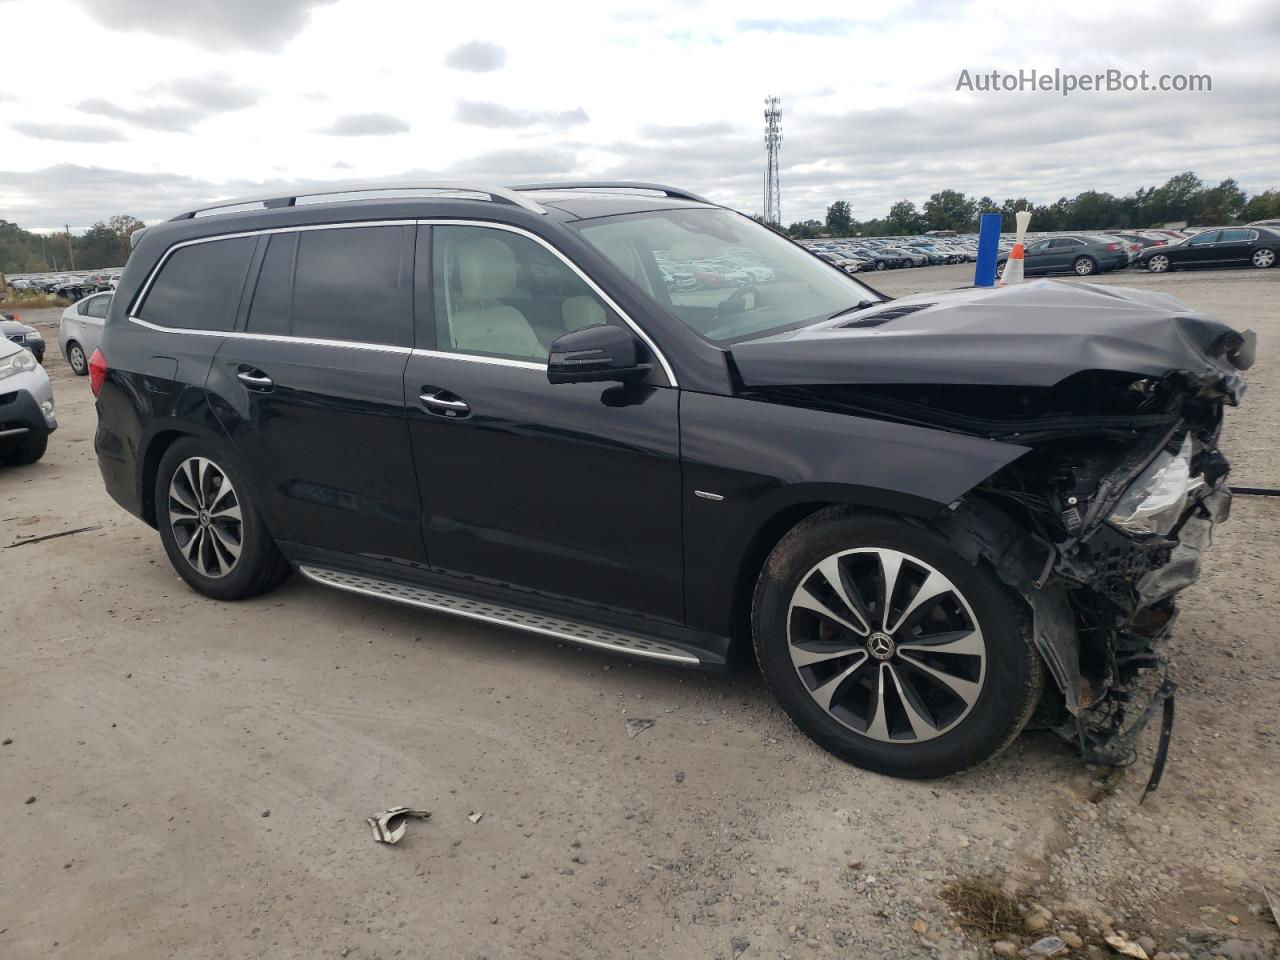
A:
[[84, 294, 112, 319], [291, 226, 409, 345], [246, 233, 296, 335], [139, 237, 255, 331]]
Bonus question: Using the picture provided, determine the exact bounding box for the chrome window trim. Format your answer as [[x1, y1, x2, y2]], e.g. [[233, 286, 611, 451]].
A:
[[410, 348, 544, 371], [127, 316, 412, 354], [126, 218, 679, 386]]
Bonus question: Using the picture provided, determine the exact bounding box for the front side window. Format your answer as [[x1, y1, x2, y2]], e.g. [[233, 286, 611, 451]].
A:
[[1187, 231, 1220, 246], [139, 236, 256, 331], [575, 208, 881, 344], [432, 225, 616, 362]]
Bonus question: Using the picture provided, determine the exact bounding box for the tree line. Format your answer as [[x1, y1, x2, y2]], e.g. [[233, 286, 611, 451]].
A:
[[782, 172, 1280, 239], [1, 215, 146, 274]]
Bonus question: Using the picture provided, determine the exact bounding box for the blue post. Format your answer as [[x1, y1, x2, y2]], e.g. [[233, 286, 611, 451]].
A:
[[974, 212, 1002, 287]]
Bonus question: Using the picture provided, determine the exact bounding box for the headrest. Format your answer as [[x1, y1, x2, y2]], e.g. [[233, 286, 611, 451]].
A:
[[456, 236, 519, 300]]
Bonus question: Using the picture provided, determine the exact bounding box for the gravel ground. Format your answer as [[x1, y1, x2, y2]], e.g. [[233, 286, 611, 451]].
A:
[[1, 265, 1277, 960]]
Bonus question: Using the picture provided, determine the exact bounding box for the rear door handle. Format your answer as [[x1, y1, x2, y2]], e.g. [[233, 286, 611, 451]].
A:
[[236, 368, 274, 392], [419, 389, 470, 418]]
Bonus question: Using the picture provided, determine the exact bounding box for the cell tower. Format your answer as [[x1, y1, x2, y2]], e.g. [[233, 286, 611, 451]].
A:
[[763, 96, 782, 225]]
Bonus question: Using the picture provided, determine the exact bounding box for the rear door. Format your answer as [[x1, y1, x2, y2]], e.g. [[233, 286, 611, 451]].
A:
[[402, 222, 684, 623], [79, 292, 111, 355], [1214, 228, 1254, 264], [207, 223, 426, 563]]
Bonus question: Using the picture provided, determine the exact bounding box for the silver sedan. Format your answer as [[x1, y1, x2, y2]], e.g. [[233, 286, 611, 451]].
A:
[[59, 291, 112, 376]]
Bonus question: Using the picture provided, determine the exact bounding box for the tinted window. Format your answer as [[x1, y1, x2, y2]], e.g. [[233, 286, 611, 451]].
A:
[[84, 294, 112, 319], [1219, 229, 1250, 243], [247, 232, 296, 335], [140, 237, 255, 331], [1187, 231, 1220, 246], [292, 226, 409, 345], [433, 225, 615, 362]]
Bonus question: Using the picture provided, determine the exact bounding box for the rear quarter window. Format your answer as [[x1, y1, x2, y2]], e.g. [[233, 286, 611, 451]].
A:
[[138, 237, 256, 331]]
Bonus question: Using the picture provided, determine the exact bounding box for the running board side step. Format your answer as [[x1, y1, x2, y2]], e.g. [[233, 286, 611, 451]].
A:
[[298, 565, 701, 665]]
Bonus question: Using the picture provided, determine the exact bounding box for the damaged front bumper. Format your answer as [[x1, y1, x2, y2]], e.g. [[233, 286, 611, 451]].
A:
[[939, 476, 1233, 778]]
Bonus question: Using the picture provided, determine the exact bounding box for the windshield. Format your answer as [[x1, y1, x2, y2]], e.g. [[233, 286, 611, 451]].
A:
[[575, 208, 882, 343]]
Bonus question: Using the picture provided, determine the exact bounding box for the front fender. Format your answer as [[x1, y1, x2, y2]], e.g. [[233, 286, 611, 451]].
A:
[[679, 391, 1029, 637]]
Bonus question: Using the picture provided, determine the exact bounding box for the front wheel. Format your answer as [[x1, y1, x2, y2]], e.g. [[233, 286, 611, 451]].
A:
[[1147, 254, 1170, 273], [1073, 256, 1097, 276], [875, 261, 886, 271], [752, 508, 1044, 778], [0, 434, 47, 466], [1252, 248, 1275, 269], [155, 438, 292, 601]]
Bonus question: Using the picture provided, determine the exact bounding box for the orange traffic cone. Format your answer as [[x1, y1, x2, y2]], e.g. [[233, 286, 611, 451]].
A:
[[999, 210, 1032, 286]]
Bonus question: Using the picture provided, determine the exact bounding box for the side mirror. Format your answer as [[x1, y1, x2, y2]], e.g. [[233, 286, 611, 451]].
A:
[[547, 324, 651, 385]]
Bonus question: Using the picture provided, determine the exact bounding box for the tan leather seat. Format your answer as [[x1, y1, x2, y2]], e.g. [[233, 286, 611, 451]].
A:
[[561, 295, 606, 331], [446, 236, 544, 360]]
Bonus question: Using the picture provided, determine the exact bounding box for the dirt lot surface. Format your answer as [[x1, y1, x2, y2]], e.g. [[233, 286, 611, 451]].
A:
[[2, 265, 1278, 960]]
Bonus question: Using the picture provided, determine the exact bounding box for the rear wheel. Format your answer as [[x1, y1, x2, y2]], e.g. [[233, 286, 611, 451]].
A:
[[1252, 248, 1275, 269], [1073, 256, 1097, 276], [155, 438, 292, 601], [752, 508, 1043, 778], [66, 341, 88, 376]]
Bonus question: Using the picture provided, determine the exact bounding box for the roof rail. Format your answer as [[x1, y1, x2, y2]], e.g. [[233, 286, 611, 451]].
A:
[[509, 181, 715, 206], [169, 181, 549, 221]]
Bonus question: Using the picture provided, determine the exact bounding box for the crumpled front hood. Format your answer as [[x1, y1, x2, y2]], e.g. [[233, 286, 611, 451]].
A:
[[730, 279, 1251, 395]]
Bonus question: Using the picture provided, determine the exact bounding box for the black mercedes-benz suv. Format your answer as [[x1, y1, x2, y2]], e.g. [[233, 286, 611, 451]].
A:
[[92, 181, 1252, 779]]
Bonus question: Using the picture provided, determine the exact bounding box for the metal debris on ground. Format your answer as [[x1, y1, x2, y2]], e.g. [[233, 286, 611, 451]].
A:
[[625, 718, 654, 738], [1103, 935, 1149, 959], [467, 812, 483, 824], [5, 524, 103, 549], [365, 806, 431, 844]]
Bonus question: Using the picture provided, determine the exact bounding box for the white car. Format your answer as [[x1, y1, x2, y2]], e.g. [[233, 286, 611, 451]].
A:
[[0, 339, 56, 465], [59, 291, 112, 376]]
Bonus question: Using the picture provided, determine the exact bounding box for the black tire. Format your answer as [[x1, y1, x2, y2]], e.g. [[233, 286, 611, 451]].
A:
[[751, 507, 1044, 779], [66, 341, 88, 376], [875, 261, 886, 271], [154, 437, 292, 601], [1072, 256, 1097, 276], [995, 260, 1006, 278], [0, 434, 48, 466]]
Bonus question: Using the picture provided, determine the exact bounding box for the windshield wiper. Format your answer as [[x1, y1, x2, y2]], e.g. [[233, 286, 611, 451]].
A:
[[826, 300, 878, 322]]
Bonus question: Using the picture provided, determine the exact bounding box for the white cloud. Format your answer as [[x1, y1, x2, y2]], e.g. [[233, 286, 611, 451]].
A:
[[0, 0, 1275, 229]]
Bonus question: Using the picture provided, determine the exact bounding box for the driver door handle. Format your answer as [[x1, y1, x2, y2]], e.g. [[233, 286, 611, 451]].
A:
[[236, 368, 274, 392], [419, 389, 470, 418]]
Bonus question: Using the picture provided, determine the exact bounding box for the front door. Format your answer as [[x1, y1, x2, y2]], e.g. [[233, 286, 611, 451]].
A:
[[1021, 239, 1052, 274], [207, 224, 426, 563], [403, 223, 684, 624], [1177, 230, 1220, 266]]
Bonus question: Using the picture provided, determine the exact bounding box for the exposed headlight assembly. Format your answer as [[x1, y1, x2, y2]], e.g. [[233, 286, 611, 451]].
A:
[[1108, 435, 1203, 537], [0, 349, 38, 381]]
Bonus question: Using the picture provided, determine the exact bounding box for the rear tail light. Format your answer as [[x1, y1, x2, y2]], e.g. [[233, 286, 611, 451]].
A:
[[1106, 242, 1121, 251], [88, 348, 107, 396]]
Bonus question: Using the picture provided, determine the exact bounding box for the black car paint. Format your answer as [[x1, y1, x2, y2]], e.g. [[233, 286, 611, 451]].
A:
[[1, 318, 45, 363], [93, 192, 1246, 696]]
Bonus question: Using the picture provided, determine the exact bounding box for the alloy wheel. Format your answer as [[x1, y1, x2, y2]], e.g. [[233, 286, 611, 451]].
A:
[[786, 548, 987, 743], [1253, 248, 1275, 268], [1149, 255, 1169, 273], [1074, 257, 1095, 276], [167, 457, 243, 578]]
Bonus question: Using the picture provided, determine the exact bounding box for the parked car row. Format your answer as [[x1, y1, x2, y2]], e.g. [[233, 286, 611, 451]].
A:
[[798, 223, 1277, 279], [802, 236, 981, 273], [6, 270, 121, 300]]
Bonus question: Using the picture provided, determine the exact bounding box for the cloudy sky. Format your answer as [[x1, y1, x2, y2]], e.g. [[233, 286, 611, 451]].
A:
[[1, 0, 1277, 231]]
